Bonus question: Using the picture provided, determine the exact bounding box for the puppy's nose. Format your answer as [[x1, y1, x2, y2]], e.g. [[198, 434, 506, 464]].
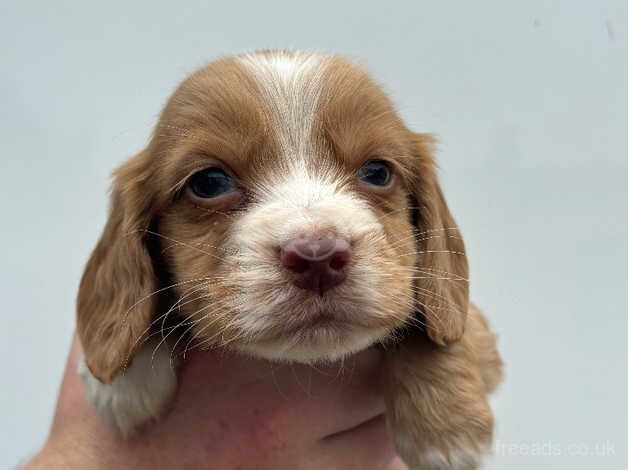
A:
[[280, 232, 351, 294]]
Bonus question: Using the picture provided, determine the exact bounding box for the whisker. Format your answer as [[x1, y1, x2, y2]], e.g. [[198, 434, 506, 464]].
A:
[[397, 249, 467, 257], [133, 229, 227, 261], [120, 277, 214, 323], [152, 299, 229, 365], [168, 298, 235, 366]]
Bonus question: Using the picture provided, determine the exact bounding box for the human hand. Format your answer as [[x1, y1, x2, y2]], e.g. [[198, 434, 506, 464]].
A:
[[26, 336, 407, 470]]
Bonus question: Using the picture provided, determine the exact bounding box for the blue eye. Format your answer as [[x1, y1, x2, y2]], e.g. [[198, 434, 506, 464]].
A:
[[358, 160, 392, 187], [188, 168, 234, 198]]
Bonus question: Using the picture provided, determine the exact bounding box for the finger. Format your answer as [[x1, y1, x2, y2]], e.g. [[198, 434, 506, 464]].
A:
[[310, 414, 398, 470]]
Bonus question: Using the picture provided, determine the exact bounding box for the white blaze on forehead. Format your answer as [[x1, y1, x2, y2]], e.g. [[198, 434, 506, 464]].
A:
[[237, 51, 329, 167], [276, 172, 339, 207]]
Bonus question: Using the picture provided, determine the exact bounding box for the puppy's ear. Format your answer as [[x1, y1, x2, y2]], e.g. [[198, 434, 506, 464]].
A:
[[77, 149, 158, 384], [410, 133, 469, 345]]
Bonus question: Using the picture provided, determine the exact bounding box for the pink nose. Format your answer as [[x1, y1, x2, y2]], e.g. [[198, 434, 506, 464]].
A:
[[280, 232, 351, 294]]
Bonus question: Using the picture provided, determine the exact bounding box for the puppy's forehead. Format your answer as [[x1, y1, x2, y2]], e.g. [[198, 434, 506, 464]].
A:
[[238, 51, 329, 162], [157, 51, 402, 198]]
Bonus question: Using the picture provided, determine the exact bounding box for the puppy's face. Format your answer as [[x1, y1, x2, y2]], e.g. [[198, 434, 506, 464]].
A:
[[77, 51, 469, 383]]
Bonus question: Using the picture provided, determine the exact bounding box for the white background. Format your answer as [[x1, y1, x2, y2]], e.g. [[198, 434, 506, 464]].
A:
[[1, 1, 626, 468]]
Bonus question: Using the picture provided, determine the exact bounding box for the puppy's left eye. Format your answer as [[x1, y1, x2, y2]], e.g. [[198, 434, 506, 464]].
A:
[[188, 168, 235, 198], [358, 160, 392, 187]]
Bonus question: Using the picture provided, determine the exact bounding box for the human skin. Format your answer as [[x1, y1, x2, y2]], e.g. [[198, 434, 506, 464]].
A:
[[25, 336, 407, 470]]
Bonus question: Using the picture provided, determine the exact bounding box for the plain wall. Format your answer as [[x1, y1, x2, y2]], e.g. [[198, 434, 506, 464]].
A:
[[1, 1, 626, 468]]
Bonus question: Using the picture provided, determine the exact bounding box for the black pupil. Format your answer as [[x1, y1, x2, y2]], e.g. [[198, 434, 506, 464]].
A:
[[359, 161, 391, 186], [189, 168, 233, 198]]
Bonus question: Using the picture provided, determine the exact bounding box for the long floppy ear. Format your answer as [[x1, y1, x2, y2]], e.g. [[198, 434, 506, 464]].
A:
[[77, 150, 158, 384], [411, 133, 469, 345]]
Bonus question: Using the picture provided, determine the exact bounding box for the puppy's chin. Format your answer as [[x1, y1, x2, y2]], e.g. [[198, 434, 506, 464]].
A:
[[236, 323, 390, 364]]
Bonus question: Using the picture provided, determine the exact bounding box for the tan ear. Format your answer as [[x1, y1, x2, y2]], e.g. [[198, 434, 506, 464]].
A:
[[411, 134, 469, 345], [77, 150, 158, 383]]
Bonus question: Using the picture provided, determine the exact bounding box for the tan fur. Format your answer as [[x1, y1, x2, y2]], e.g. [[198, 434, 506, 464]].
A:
[[384, 305, 503, 469], [76, 50, 503, 468], [77, 149, 159, 384]]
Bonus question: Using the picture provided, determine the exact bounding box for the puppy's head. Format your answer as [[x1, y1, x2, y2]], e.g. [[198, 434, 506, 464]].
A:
[[77, 51, 468, 383]]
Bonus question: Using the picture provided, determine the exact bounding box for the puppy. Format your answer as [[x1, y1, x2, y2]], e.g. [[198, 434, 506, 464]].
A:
[[77, 50, 503, 469]]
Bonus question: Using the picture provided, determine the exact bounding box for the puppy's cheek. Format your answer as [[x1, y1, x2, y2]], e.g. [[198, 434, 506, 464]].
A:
[[185, 283, 243, 348], [361, 239, 416, 332]]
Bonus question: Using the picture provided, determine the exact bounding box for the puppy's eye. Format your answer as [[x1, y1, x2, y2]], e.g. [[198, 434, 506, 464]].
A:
[[188, 168, 234, 198], [358, 160, 392, 187]]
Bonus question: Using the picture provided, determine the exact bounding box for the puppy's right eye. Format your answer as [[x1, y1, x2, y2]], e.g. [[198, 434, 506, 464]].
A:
[[188, 168, 234, 198]]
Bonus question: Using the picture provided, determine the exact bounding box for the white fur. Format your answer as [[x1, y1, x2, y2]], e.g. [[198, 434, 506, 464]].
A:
[[238, 50, 328, 164], [391, 419, 489, 470], [78, 339, 177, 437], [394, 436, 485, 470], [418, 448, 484, 470]]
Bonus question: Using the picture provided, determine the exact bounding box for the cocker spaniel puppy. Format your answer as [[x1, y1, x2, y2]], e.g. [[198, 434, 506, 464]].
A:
[[77, 50, 503, 470]]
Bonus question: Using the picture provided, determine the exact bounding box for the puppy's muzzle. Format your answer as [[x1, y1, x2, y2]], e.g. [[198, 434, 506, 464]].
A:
[[280, 231, 351, 295]]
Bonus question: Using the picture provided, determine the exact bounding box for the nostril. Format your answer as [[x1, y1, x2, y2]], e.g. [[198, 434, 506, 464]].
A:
[[280, 249, 310, 274], [329, 250, 350, 271]]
